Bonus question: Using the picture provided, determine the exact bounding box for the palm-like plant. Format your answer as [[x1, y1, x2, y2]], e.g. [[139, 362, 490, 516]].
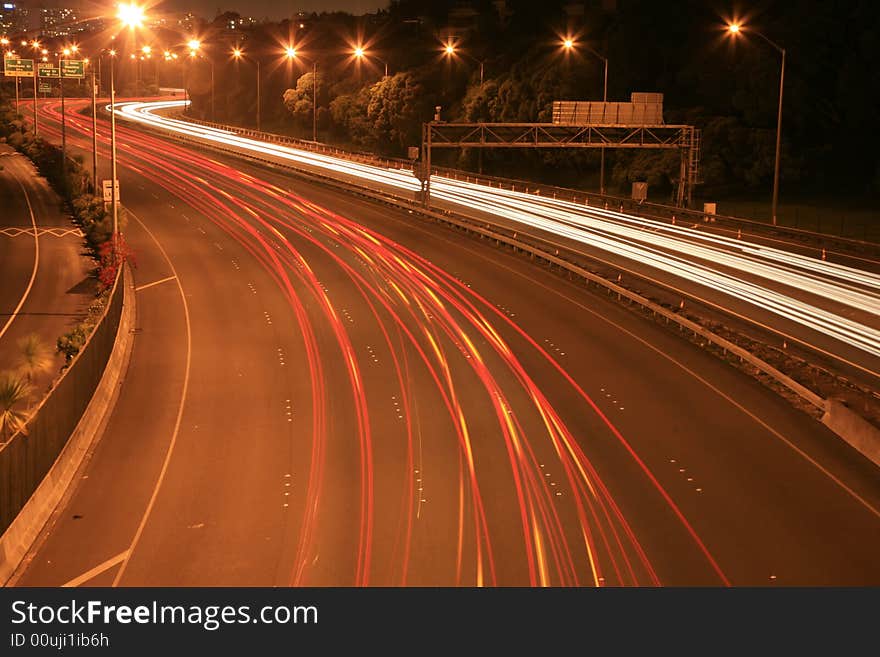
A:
[[0, 371, 32, 441], [17, 333, 53, 383]]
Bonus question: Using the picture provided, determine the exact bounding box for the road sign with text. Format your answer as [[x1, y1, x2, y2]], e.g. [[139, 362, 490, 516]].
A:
[[61, 59, 85, 78], [4, 58, 34, 77], [38, 62, 60, 78], [38, 82, 52, 93]]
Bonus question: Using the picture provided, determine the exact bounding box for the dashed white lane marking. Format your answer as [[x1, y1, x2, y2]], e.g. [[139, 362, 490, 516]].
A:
[[247, 282, 257, 294], [599, 386, 626, 411], [543, 338, 565, 357], [670, 458, 703, 493], [213, 242, 223, 252], [135, 275, 177, 292], [366, 345, 379, 365], [283, 473, 292, 507], [263, 311, 273, 326], [231, 259, 240, 271], [391, 395, 403, 420], [197, 226, 207, 235], [277, 347, 286, 367], [285, 400, 293, 423]]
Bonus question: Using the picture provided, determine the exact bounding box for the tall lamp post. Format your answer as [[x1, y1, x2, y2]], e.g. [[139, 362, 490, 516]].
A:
[[563, 37, 608, 195], [287, 47, 317, 141], [112, 2, 146, 261], [188, 39, 214, 122], [443, 42, 484, 87], [728, 22, 785, 226], [58, 47, 70, 178], [1, 38, 17, 113], [232, 47, 262, 132], [29, 40, 40, 135]]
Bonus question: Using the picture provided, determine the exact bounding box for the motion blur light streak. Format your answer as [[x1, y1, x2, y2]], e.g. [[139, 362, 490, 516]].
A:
[[32, 97, 716, 586], [115, 100, 880, 372]]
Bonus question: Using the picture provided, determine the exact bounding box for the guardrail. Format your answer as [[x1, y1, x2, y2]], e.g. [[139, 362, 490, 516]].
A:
[[129, 113, 880, 468], [169, 114, 879, 251]]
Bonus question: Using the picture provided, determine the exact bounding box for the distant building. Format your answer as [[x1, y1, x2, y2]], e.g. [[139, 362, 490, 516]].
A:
[[178, 12, 197, 34], [0, 2, 31, 35], [39, 6, 76, 37]]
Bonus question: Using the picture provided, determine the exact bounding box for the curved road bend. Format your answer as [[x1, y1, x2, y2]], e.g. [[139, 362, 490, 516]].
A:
[[12, 98, 880, 586], [119, 101, 880, 387], [0, 143, 92, 389]]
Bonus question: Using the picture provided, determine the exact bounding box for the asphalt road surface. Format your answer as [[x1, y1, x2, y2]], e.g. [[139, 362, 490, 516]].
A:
[[0, 143, 93, 392], [120, 100, 880, 389], [11, 99, 880, 587]]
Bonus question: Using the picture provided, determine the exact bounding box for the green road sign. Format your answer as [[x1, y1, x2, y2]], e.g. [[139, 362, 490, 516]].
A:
[[38, 62, 60, 78], [4, 58, 35, 77], [38, 82, 52, 93], [61, 59, 84, 78]]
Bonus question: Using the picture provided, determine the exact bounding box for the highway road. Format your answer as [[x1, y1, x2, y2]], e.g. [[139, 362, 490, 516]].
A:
[[0, 143, 93, 393], [11, 98, 880, 586], [119, 100, 880, 388]]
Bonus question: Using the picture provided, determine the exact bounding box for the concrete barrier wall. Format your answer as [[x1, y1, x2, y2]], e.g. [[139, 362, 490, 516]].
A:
[[822, 400, 880, 467], [0, 264, 136, 584]]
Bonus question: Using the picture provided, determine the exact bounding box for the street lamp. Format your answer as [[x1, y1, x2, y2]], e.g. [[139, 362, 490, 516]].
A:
[[110, 2, 147, 263], [442, 40, 484, 86], [353, 46, 388, 78], [27, 40, 41, 135], [187, 39, 214, 121], [563, 36, 609, 196], [59, 47, 71, 176], [287, 46, 317, 141], [232, 46, 262, 132], [727, 22, 786, 226]]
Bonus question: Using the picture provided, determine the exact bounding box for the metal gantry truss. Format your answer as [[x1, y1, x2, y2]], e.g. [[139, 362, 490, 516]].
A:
[[420, 121, 701, 207]]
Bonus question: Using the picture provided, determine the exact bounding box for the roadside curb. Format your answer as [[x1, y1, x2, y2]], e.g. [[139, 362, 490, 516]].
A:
[[0, 264, 136, 585]]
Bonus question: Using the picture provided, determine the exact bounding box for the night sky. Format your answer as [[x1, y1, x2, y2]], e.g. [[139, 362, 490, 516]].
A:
[[158, 0, 387, 20]]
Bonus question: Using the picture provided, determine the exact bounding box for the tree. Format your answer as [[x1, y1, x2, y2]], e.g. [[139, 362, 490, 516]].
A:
[[329, 88, 374, 148], [282, 71, 328, 135], [0, 371, 31, 441], [366, 72, 430, 154], [17, 333, 52, 383]]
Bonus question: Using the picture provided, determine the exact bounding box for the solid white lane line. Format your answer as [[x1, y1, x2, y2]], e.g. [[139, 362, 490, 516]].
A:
[[135, 275, 177, 292], [112, 209, 193, 586], [61, 550, 130, 588]]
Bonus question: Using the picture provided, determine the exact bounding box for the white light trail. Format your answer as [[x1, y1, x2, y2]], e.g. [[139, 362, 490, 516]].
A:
[[114, 100, 880, 363]]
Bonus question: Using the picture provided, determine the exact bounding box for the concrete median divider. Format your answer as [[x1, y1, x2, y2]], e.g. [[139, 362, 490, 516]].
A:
[[0, 264, 136, 585], [822, 399, 880, 467]]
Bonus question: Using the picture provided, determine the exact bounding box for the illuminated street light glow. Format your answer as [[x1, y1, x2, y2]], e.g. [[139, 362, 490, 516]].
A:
[[728, 23, 741, 34], [188, 39, 201, 52], [142, 45, 151, 55], [444, 43, 455, 55], [232, 47, 242, 58], [63, 48, 71, 56], [285, 46, 296, 58], [117, 3, 145, 29], [354, 46, 365, 58]]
